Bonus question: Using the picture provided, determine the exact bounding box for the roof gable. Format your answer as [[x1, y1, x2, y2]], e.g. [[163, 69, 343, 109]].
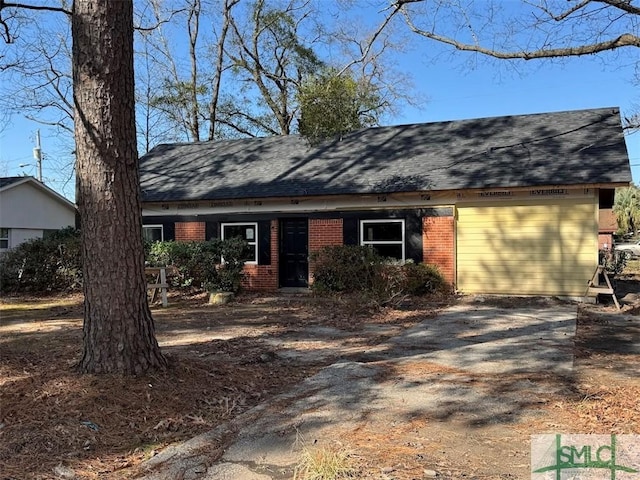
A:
[[0, 176, 28, 190], [139, 107, 632, 203], [0, 176, 76, 210]]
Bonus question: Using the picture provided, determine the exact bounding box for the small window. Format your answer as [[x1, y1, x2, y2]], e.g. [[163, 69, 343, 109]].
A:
[[221, 222, 258, 264], [143, 225, 164, 243], [0, 228, 9, 249], [360, 219, 405, 261], [600, 189, 615, 209]]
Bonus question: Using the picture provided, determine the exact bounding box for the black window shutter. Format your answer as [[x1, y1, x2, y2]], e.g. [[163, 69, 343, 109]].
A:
[[258, 220, 271, 265], [343, 218, 358, 245], [164, 222, 175, 241], [206, 221, 219, 241], [405, 214, 423, 263]]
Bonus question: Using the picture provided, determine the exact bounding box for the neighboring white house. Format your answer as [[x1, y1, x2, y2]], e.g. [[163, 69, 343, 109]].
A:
[[0, 176, 76, 251]]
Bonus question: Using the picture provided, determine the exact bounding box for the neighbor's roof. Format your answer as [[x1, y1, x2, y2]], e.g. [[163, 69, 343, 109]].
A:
[[0, 177, 25, 190], [139, 107, 632, 203], [0, 176, 76, 209]]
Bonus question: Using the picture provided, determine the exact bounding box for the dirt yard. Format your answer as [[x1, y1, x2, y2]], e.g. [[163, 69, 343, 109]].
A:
[[1, 268, 639, 480]]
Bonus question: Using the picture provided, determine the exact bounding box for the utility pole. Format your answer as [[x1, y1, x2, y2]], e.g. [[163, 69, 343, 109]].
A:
[[33, 130, 43, 182]]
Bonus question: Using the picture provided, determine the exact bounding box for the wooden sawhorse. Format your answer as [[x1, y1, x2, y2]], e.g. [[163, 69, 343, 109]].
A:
[[583, 264, 620, 310], [145, 266, 168, 307]]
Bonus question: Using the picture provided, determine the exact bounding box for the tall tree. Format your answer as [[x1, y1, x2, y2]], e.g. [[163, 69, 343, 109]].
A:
[[136, 0, 413, 141], [225, 0, 323, 136], [136, 0, 240, 143], [2, 0, 414, 165], [72, 0, 166, 373], [298, 67, 384, 144], [1, 0, 167, 374], [143, 0, 205, 142], [207, 0, 239, 140]]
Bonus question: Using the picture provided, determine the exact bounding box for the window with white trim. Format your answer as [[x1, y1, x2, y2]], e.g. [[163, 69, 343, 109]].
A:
[[221, 222, 258, 264], [360, 219, 405, 261], [143, 225, 164, 243], [0, 228, 9, 249]]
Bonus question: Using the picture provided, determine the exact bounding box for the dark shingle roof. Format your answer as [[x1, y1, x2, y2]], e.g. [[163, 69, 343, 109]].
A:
[[139, 107, 632, 203], [0, 177, 27, 189]]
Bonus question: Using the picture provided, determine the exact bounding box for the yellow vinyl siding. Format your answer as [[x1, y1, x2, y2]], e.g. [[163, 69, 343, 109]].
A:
[[457, 199, 598, 296]]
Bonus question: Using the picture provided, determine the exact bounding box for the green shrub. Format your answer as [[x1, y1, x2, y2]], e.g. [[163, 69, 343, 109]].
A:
[[0, 227, 82, 293], [204, 237, 247, 293], [0, 231, 248, 295], [311, 245, 448, 306], [402, 262, 447, 295], [147, 240, 213, 288], [310, 245, 385, 293], [146, 237, 247, 293]]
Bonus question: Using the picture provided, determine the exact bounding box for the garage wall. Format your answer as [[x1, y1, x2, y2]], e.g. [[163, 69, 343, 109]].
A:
[[457, 198, 598, 296]]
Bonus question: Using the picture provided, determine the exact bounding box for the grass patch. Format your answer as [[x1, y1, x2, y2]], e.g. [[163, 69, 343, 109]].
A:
[[293, 441, 355, 480]]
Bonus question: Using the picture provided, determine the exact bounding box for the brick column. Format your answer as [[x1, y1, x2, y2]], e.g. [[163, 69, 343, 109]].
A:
[[308, 218, 343, 284], [422, 216, 455, 286], [175, 222, 205, 241]]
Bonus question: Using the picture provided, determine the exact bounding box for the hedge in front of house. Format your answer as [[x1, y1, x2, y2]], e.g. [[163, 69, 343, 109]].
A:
[[0, 227, 82, 293], [146, 237, 247, 293], [310, 245, 448, 305], [0, 232, 248, 295]]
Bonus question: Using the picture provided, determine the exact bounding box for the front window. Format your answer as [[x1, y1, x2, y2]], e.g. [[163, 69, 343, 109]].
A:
[[143, 225, 163, 243], [221, 222, 258, 264], [360, 219, 405, 261], [0, 228, 9, 249]]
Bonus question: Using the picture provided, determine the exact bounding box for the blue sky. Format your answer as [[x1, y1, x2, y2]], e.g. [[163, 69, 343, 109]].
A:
[[1, 3, 638, 200]]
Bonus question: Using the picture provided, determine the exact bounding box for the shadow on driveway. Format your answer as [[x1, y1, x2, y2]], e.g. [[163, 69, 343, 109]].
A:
[[139, 303, 578, 480]]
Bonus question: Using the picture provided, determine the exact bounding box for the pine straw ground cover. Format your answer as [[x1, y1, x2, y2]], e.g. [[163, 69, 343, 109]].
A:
[[0, 292, 447, 479], [1, 274, 639, 480]]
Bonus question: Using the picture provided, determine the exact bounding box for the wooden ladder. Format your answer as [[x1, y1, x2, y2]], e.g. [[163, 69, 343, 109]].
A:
[[584, 264, 620, 310]]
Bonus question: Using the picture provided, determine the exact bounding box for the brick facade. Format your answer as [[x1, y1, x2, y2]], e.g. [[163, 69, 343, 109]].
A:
[[308, 219, 343, 251], [241, 219, 279, 291], [422, 216, 455, 286], [308, 219, 343, 284], [175, 222, 206, 241], [172, 216, 455, 292]]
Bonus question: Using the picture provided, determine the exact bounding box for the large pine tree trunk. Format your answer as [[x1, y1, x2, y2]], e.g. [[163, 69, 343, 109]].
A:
[[72, 0, 167, 374]]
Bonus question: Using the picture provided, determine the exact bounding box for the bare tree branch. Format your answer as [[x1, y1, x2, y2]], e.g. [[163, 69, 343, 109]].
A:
[[599, 0, 640, 16], [528, 0, 592, 22], [135, 7, 187, 32], [25, 113, 73, 132], [337, 2, 403, 77], [399, 0, 640, 60], [1, 1, 71, 15], [400, 4, 640, 59]]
